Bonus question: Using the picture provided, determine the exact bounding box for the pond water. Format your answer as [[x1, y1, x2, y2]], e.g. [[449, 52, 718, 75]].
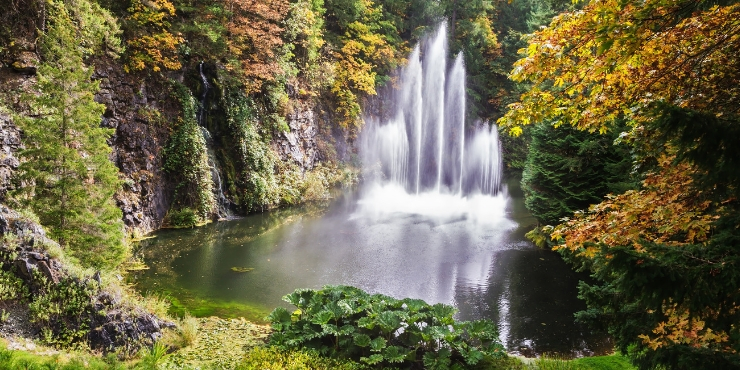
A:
[[130, 179, 612, 357]]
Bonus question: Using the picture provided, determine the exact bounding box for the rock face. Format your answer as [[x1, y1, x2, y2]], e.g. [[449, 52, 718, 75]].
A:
[[93, 58, 176, 235], [276, 99, 320, 170], [88, 291, 175, 354], [0, 113, 21, 202], [0, 205, 172, 354]]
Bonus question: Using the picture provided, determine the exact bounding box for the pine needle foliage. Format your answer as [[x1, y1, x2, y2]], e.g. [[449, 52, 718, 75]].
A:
[[521, 122, 634, 225], [13, 0, 126, 271]]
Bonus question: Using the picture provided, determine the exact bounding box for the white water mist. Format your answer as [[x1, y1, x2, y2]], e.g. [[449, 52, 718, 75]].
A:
[[358, 23, 505, 222]]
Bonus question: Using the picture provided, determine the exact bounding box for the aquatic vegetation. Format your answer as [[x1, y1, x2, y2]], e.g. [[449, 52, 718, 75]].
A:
[[230, 267, 254, 273]]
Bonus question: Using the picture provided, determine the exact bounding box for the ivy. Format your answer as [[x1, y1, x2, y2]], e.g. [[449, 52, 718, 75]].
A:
[[163, 82, 215, 222]]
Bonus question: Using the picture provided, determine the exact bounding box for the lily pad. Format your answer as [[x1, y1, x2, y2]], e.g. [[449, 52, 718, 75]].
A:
[[230, 267, 254, 273]]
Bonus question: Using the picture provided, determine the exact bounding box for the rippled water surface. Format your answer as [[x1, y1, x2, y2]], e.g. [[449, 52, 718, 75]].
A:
[[131, 181, 611, 357]]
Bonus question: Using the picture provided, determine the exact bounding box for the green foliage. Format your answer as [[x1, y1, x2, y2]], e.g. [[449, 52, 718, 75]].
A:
[[221, 86, 353, 212], [135, 342, 169, 369], [0, 342, 122, 370], [12, 0, 126, 271], [0, 261, 28, 301], [29, 276, 96, 348], [284, 0, 326, 73], [500, 124, 532, 175], [221, 87, 283, 211], [164, 208, 199, 228], [62, 0, 123, 57], [521, 123, 634, 225], [268, 285, 506, 368], [238, 347, 367, 370], [444, 0, 501, 120], [170, 0, 229, 60], [164, 82, 215, 222]]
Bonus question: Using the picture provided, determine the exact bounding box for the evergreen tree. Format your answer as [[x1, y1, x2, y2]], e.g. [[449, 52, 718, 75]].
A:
[[14, 0, 126, 270], [521, 122, 634, 225]]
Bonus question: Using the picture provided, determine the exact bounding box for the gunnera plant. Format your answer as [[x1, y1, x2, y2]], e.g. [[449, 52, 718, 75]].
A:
[[267, 285, 506, 369]]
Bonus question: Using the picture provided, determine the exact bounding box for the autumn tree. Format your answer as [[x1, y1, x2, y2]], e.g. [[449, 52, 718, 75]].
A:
[[14, 0, 126, 270], [501, 0, 740, 368], [324, 0, 400, 128], [124, 0, 182, 72], [499, 0, 740, 136], [224, 0, 290, 93]]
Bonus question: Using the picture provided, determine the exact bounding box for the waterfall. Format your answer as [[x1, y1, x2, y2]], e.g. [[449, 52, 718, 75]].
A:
[[198, 62, 229, 219], [359, 23, 504, 199]]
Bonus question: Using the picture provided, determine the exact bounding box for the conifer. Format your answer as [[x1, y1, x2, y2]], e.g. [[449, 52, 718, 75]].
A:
[[14, 0, 126, 270]]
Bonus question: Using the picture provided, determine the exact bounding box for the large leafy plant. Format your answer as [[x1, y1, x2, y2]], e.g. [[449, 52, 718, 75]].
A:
[[267, 285, 505, 369]]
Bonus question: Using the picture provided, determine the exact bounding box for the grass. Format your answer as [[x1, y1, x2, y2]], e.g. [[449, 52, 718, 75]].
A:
[[571, 354, 635, 369], [0, 340, 125, 370], [529, 354, 636, 370]]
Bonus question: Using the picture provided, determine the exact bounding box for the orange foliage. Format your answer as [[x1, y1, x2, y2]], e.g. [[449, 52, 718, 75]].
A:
[[225, 0, 290, 92], [500, 1, 740, 136], [639, 303, 731, 351], [552, 155, 716, 258], [552, 155, 738, 351]]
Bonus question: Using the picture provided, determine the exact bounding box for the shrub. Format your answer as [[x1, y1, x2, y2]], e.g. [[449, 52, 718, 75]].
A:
[[238, 347, 366, 370], [165, 208, 199, 228], [0, 262, 28, 301], [267, 285, 506, 369], [28, 276, 96, 348]]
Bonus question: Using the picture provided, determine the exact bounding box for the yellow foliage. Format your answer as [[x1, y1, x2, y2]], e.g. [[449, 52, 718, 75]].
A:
[[499, 1, 740, 135], [639, 303, 730, 350], [124, 0, 182, 72], [553, 155, 716, 257]]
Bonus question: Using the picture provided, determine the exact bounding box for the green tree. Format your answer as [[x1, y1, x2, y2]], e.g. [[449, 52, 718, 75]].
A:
[[521, 122, 634, 225], [13, 0, 126, 270]]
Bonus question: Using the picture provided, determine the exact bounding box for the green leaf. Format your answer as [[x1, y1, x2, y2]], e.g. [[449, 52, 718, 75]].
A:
[[353, 333, 371, 347], [311, 310, 334, 325], [361, 354, 384, 365], [267, 307, 292, 327], [383, 346, 407, 363], [369, 337, 387, 352], [376, 310, 402, 333], [357, 317, 375, 329], [321, 323, 339, 335], [461, 347, 484, 365], [431, 303, 456, 324]]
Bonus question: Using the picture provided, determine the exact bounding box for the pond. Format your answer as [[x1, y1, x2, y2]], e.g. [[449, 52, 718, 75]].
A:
[[130, 179, 612, 357]]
